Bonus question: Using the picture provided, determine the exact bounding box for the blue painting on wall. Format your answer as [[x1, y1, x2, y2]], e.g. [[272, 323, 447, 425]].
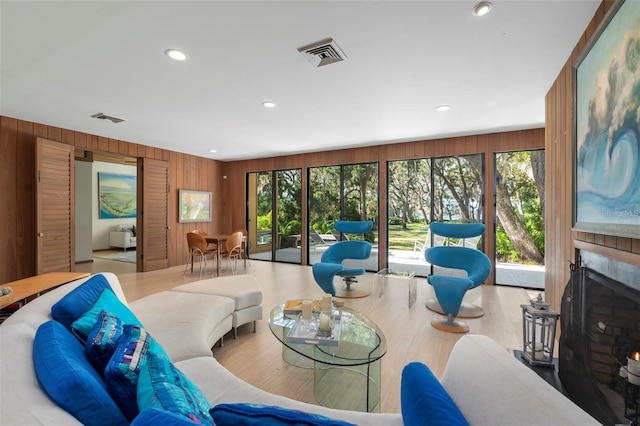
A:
[[575, 0, 640, 237], [98, 173, 137, 219]]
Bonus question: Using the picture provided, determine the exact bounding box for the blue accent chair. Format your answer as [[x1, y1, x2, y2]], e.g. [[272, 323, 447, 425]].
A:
[[312, 220, 373, 298], [425, 222, 491, 333]]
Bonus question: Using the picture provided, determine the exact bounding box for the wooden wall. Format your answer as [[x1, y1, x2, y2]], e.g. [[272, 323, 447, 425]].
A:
[[0, 116, 224, 284], [222, 129, 545, 275], [544, 0, 639, 313]]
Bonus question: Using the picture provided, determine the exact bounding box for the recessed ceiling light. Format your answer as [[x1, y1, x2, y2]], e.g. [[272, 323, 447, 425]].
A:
[[262, 102, 277, 108], [435, 105, 451, 112], [472, 1, 493, 16], [165, 49, 188, 61], [208, 149, 217, 153]]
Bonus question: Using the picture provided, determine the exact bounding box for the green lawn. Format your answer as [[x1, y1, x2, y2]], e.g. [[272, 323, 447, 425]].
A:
[[388, 223, 429, 250]]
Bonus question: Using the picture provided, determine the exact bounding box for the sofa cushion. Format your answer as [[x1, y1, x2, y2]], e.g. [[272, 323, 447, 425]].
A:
[[32, 321, 128, 426], [51, 274, 113, 330], [401, 362, 468, 426], [137, 351, 215, 425], [104, 324, 156, 421], [71, 288, 142, 341], [132, 407, 201, 425], [210, 403, 356, 426], [85, 310, 125, 372]]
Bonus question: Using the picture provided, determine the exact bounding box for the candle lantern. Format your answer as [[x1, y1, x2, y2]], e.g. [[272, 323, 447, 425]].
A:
[[521, 294, 559, 367]]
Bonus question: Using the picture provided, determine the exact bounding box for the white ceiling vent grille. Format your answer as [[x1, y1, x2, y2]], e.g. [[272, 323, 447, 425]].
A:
[[298, 38, 347, 67], [91, 112, 125, 124]]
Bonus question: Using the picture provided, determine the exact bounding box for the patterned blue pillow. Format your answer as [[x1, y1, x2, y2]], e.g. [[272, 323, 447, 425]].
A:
[[71, 288, 142, 341], [132, 408, 202, 425], [51, 274, 113, 330], [137, 351, 215, 425], [33, 321, 128, 426], [104, 324, 154, 421], [210, 403, 355, 426], [401, 362, 468, 426], [85, 310, 124, 373]]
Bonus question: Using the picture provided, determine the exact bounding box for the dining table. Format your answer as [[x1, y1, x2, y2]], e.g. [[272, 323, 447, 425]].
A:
[[205, 234, 229, 276]]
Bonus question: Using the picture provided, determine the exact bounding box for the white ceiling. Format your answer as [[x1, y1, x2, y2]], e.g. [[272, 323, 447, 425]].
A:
[[0, 1, 600, 161]]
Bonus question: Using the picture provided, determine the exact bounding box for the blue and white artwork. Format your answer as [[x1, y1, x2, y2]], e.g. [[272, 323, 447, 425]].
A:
[[575, 0, 640, 234], [98, 173, 137, 219]]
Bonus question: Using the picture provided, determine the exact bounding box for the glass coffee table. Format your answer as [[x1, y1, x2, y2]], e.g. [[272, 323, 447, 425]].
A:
[[268, 304, 387, 412]]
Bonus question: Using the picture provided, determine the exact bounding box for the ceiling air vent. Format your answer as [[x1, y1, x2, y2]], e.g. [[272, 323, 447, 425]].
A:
[[298, 38, 347, 67], [91, 112, 125, 124]]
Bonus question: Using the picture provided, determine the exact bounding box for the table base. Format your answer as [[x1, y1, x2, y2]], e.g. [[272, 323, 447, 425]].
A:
[[313, 360, 381, 412]]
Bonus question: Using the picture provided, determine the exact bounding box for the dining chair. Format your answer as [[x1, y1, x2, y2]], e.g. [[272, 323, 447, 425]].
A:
[[220, 231, 244, 274], [190, 229, 218, 252], [232, 229, 250, 269], [184, 232, 217, 278]]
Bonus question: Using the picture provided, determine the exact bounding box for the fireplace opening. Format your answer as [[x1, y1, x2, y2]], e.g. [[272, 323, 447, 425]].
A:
[[559, 264, 640, 425]]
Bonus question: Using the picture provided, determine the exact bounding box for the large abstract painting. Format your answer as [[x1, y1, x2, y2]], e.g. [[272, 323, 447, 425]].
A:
[[98, 173, 137, 219], [574, 0, 640, 237]]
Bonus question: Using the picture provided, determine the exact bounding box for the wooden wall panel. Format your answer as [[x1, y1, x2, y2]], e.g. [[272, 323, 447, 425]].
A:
[[544, 1, 624, 313], [0, 117, 223, 283]]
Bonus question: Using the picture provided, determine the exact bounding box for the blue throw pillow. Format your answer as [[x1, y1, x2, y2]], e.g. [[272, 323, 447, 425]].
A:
[[71, 288, 142, 341], [104, 324, 155, 421], [137, 351, 215, 425], [33, 321, 128, 426], [400, 362, 468, 426], [85, 310, 125, 373], [132, 408, 202, 425], [210, 403, 355, 426], [51, 274, 113, 330]]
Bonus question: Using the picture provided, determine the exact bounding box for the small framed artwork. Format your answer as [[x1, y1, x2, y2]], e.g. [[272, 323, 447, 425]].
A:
[[98, 173, 137, 219], [573, 0, 640, 237], [179, 189, 212, 223]]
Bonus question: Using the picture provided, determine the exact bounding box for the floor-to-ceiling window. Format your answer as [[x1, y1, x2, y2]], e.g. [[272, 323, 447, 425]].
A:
[[494, 150, 545, 289], [308, 163, 378, 270], [247, 169, 302, 264], [387, 154, 483, 276]]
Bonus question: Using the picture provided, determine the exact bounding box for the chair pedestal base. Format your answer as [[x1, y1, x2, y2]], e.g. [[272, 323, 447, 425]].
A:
[[335, 277, 370, 299], [430, 316, 469, 333], [425, 298, 484, 318]]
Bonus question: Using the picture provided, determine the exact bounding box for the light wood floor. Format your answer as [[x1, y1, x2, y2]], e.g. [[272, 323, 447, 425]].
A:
[[77, 258, 533, 414]]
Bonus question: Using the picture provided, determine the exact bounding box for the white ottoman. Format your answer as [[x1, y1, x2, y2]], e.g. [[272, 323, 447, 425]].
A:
[[172, 275, 263, 338]]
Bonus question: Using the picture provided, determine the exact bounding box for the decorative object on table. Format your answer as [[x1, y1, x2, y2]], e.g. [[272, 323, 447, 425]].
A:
[[178, 189, 212, 223], [424, 222, 491, 333], [573, 0, 640, 238], [283, 299, 322, 315], [98, 173, 136, 219], [286, 312, 340, 346], [521, 294, 559, 367], [311, 220, 373, 298]]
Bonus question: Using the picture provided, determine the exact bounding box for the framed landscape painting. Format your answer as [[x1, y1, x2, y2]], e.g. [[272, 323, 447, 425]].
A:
[[98, 173, 137, 219], [179, 189, 212, 223], [573, 0, 640, 237]]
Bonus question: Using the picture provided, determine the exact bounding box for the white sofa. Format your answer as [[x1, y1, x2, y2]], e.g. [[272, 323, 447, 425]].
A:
[[109, 226, 136, 251], [0, 273, 598, 425]]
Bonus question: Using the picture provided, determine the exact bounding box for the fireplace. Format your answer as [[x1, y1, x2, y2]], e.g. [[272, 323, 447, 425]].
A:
[[559, 255, 640, 425]]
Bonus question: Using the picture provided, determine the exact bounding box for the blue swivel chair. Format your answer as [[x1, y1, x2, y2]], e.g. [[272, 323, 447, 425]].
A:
[[312, 220, 373, 298], [425, 222, 491, 333]]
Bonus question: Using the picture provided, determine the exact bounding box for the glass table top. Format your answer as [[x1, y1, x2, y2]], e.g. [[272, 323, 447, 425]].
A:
[[268, 304, 387, 367]]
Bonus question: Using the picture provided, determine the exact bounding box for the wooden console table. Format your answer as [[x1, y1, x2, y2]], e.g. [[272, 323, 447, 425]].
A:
[[0, 272, 90, 309]]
